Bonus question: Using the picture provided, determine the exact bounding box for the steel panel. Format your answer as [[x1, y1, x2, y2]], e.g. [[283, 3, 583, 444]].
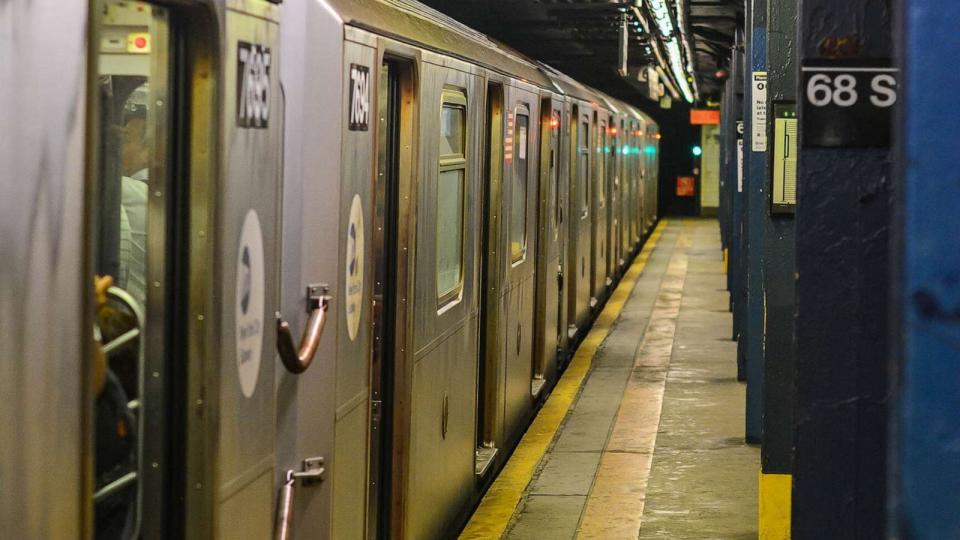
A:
[[406, 59, 483, 539], [568, 102, 594, 334], [591, 112, 611, 302], [532, 97, 563, 388], [216, 10, 281, 538], [275, 0, 344, 537], [0, 2, 88, 537], [499, 84, 540, 442], [555, 101, 572, 352]]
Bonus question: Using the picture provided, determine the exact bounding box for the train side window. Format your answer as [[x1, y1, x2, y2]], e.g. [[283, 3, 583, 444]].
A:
[[510, 106, 530, 263], [437, 89, 467, 305], [579, 116, 590, 218]]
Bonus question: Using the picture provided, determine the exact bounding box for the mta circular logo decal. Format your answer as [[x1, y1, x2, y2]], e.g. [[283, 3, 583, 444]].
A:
[[236, 209, 264, 398], [345, 194, 364, 341]]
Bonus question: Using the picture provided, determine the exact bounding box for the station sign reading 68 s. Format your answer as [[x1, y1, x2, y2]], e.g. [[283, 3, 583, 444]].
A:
[[801, 59, 898, 148]]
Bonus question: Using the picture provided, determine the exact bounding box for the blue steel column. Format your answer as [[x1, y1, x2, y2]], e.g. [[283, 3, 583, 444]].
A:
[[757, 1, 797, 534], [719, 76, 732, 265], [891, 0, 960, 536], [761, 0, 796, 481], [741, 0, 767, 442], [793, 0, 893, 536], [729, 30, 747, 377], [721, 65, 737, 300], [720, 33, 743, 288]]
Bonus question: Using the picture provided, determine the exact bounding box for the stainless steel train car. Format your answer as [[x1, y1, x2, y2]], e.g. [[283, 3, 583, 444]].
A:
[[0, 0, 658, 538]]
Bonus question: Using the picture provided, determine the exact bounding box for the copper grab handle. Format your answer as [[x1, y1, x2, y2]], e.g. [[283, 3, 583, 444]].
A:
[[276, 284, 330, 374]]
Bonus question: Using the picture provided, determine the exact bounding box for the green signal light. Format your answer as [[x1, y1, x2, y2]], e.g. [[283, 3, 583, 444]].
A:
[[692, 145, 703, 157]]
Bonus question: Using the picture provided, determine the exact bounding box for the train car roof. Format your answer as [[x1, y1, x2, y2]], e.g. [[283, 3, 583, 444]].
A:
[[622, 103, 647, 123], [537, 63, 605, 104], [325, 0, 555, 89], [322, 0, 657, 129]]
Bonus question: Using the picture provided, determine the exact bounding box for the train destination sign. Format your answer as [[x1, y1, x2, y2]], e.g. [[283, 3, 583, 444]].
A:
[[801, 59, 898, 147]]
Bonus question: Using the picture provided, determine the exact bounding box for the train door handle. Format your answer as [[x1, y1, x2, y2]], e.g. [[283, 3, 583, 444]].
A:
[[276, 284, 331, 374]]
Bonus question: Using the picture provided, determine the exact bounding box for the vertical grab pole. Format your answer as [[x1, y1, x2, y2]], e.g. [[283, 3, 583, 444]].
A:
[[274, 471, 296, 540], [273, 457, 325, 539]]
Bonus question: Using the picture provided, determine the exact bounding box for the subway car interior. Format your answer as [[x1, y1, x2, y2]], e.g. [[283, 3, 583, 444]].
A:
[[1, 0, 958, 538]]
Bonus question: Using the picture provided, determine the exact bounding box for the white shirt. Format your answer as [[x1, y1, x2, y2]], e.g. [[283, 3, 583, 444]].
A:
[[119, 168, 148, 308]]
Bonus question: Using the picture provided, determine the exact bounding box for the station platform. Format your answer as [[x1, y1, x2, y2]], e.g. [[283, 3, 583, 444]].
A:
[[460, 219, 758, 539]]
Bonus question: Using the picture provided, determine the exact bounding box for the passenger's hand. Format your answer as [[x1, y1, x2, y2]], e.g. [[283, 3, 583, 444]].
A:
[[94, 275, 112, 396], [95, 275, 113, 308]]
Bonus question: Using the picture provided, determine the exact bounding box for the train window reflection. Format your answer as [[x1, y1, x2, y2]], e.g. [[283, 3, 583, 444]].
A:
[[579, 118, 589, 218], [598, 120, 606, 207], [438, 92, 467, 304], [92, 2, 169, 538], [441, 105, 464, 156], [510, 111, 529, 262], [437, 169, 465, 298], [551, 113, 560, 237]]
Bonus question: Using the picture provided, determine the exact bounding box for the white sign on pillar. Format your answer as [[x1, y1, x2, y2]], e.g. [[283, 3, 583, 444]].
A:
[[737, 121, 744, 192], [752, 72, 768, 152]]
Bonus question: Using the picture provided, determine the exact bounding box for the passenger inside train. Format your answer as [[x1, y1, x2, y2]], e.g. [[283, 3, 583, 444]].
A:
[[92, 72, 154, 540]]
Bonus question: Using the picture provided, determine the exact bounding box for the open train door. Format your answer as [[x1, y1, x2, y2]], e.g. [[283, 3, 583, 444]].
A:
[[80, 1, 284, 538]]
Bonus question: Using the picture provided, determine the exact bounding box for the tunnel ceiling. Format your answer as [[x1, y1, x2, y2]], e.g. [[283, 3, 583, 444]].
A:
[[417, 0, 743, 108]]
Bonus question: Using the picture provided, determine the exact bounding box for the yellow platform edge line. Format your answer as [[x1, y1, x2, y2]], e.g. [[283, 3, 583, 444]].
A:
[[759, 471, 792, 540], [458, 220, 669, 540]]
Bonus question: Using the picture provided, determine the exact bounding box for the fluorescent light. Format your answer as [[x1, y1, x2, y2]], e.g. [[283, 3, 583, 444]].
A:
[[672, 0, 699, 101], [665, 38, 695, 102], [633, 0, 697, 103], [646, 0, 676, 37]]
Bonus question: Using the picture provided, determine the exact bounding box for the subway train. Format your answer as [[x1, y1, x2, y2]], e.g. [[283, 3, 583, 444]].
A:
[[0, 0, 659, 538]]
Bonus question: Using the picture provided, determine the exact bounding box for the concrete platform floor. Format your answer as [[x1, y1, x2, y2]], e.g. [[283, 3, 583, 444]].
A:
[[492, 219, 758, 539]]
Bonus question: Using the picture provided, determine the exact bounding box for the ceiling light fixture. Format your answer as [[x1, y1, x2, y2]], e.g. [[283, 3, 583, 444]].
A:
[[632, 0, 697, 103]]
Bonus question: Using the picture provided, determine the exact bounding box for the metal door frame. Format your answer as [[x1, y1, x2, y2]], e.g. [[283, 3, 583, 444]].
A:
[[369, 40, 419, 540], [84, 1, 222, 538], [475, 78, 505, 477]]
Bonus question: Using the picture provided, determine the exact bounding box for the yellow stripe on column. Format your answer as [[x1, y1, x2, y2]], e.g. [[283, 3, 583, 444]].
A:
[[759, 472, 792, 539], [458, 220, 669, 540]]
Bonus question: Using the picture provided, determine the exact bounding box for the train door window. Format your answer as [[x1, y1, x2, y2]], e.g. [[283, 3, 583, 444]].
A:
[[551, 111, 561, 239], [437, 89, 467, 305], [598, 119, 607, 208], [91, 2, 171, 538], [510, 105, 530, 263], [578, 115, 590, 218]]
